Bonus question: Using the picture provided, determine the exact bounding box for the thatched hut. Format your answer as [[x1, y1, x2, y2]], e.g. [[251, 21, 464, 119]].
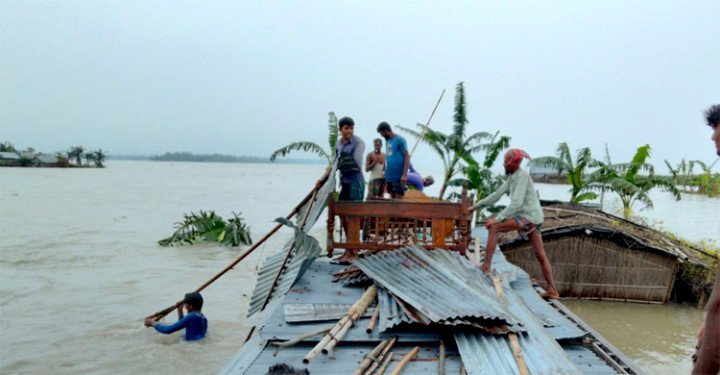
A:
[[499, 201, 716, 304]]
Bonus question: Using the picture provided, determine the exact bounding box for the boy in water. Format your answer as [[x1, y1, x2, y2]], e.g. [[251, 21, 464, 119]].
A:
[[145, 292, 208, 341], [468, 148, 560, 299]]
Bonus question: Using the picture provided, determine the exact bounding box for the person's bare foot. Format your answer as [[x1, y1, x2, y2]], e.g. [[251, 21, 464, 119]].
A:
[[334, 250, 358, 265], [541, 291, 560, 299]]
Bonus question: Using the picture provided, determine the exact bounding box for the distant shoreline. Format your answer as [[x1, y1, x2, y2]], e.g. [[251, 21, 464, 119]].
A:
[[110, 152, 324, 165]]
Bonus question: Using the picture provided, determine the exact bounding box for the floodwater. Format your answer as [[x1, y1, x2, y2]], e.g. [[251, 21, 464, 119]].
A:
[[0, 161, 717, 374]]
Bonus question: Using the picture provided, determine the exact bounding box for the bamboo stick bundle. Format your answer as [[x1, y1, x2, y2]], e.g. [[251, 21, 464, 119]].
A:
[[352, 340, 389, 375], [375, 351, 394, 375], [364, 336, 398, 375], [389, 346, 420, 375], [302, 315, 350, 364], [303, 284, 378, 363]]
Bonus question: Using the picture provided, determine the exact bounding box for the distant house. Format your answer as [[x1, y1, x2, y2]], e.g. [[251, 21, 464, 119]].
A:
[[32, 153, 58, 167], [0, 152, 21, 166]]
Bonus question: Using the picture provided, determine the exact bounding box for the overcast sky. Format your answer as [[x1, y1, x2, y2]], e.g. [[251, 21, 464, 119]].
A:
[[1, 1, 719, 172]]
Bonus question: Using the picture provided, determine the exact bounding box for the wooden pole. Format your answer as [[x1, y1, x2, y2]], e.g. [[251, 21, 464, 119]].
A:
[[145, 175, 327, 322], [491, 273, 529, 375], [366, 305, 381, 333], [409, 89, 446, 157], [376, 351, 395, 375], [270, 324, 334, 348], [364, 336, 398, 375], [352, 339, 389, 375], [390, 346, 420, 375]]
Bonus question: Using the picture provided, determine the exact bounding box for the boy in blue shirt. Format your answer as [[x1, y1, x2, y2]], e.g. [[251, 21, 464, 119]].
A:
[[145, 292, 208, 341]]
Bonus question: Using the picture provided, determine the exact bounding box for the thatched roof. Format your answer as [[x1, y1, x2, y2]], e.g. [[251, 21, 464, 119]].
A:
[[499, 200, 712, 267]]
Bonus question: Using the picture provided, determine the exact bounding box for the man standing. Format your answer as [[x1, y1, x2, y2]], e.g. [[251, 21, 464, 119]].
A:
[[693, 104, 719, 375], [365, 138, 385, 198], [376, 122, 410, 199], [327, 116, 365, 264], [468, 148, 560, 299]]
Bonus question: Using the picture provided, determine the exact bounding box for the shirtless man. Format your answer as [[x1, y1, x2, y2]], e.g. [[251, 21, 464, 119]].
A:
[[366, 138, 386, 198]]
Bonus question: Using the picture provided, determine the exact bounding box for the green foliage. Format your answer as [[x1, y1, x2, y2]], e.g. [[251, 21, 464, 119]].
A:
[[529, 143, 597, 203], [0, 141, 17, 153], [92, 149, 107, 167], [158, 210, 253, 247], [270, 112, 338, 164], [588, 144, 681, 219], [446, 131, 510, 220], [397, 82, 509, 199], [67, 146, 85, 166]]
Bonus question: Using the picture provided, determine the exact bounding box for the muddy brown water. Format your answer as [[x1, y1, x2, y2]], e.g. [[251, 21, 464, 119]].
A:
[[0, 161, 716, 373]]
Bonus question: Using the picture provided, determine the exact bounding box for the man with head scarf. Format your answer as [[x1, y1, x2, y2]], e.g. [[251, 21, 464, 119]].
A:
[[468, 148, 560, 299]]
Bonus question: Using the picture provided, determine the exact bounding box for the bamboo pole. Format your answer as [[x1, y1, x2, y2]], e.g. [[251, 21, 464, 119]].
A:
[[270, 324, 334, 348], [364, 336, 398, 375], [145, 178, 326, 322], [409, 89, 446, 157], [304, 284, 378, 363], [366, 305, 381, 333], [389, 346, 420, 375], [491, 273, 529, 375], [376, 351, 394, 375], [322, 284, 378, 353], [352, 339, 389, 375]]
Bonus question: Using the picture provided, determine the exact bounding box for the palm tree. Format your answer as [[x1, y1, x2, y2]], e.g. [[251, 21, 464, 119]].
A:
[[67, 146, 85, 166], [84, 151, 96, 165], [588, 144, 680, 219], [270, 112, 338, 164], [529, 143, 598, 203], [397, 82, 508, 199], [93, 149, 107, 167]]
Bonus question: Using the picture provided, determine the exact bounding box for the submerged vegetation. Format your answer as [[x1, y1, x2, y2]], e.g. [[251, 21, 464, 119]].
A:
[[0, 141, 107, 167], [158, 211, 253, 247]]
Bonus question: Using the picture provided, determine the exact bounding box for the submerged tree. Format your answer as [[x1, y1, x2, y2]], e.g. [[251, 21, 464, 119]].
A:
[[529, 143, 598, 203], [588, 144, 680, 219], [67, 146, 85, 166], [158, 211, 252, 247], [92, 149, 107, 167], [398, 82, 508, 199], [270, 112, 339, 164]]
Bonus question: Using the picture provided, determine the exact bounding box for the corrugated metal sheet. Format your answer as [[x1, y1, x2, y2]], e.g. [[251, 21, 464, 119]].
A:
[[229, 343, 463, 375], [354, 246, 523, 330], [283, 303, 375, 323], [247, 218, 321, 317], [218, 334, 268, 375], [378, 286, 414, 331], [455, 288, 581, 375]]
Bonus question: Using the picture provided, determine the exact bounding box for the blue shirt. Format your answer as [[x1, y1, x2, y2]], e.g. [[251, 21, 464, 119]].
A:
[[334, 135, 365, 184], [385, 135, 408, 182], [154, 311, 207, 341]]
